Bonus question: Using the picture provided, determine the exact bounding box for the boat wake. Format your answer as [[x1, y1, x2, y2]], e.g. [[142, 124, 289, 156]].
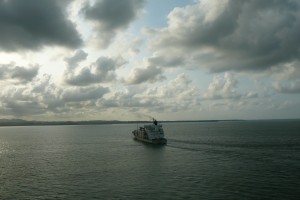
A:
[[166, 138, 207, 152], [166, 138, 300, 152]]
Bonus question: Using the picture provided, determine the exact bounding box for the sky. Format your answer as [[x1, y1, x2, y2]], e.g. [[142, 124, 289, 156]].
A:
[[0, 0, 300, 121]]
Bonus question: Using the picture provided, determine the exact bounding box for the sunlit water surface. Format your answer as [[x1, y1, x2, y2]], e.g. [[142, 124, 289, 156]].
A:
[[1, 121, 299, 199]]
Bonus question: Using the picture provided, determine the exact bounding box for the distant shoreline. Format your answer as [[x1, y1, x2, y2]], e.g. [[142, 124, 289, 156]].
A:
[[0, 119, 299, 127], [0, 119, 235, 127]]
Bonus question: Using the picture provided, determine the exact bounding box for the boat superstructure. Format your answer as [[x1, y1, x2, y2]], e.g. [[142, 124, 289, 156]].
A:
[[132, 119, 167, 144]]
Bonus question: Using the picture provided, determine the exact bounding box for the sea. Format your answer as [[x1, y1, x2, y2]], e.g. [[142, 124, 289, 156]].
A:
[[0, 120, 299, 200]]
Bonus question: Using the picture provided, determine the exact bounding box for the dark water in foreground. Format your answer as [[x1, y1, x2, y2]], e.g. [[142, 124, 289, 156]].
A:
[[0, 121, 299, 199]]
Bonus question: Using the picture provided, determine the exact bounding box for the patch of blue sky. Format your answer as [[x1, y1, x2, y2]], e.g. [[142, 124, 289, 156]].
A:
[[129, 0, 195, 33]]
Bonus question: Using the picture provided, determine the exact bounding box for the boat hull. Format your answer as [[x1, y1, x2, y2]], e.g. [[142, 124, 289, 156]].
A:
[[133, 136, 167, 145]]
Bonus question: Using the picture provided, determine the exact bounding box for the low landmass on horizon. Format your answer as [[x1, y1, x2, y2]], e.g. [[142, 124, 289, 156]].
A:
[[0, 118, 241, 126], [1, 118, 299, 127]]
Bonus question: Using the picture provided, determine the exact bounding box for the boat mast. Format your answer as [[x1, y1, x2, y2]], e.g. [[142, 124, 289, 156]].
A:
[[153, 118, 158, 125]]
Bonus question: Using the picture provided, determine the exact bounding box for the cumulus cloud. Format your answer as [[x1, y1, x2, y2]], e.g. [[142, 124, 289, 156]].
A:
[[65, 55, 126, 86], [0, 0, 82, 51], [0, 63, 39, 83], [145, 73, 193, 98], [125, 65, 165, 85], [203, 73, 240, 100], [82, 0, 145, 47], [65, 49, 88, 69], [145, 73, 201, 111], [148, 54, 185, 68], [1, 100, 46, 116], [102, 73, 201, 114], [273, 80, 300, 94], [0, 74, 110, 118], [203, 73, 258, 100], [0, 78, 48, 116], [61, 86, 109, 102], [1, 0, 298, 120], [98, 88, 159, 110], [148, 0, 300, 72]]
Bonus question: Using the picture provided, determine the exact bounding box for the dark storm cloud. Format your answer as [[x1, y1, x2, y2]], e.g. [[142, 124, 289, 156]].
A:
[[65, 56, 126, 86], [150, 0, 300, 72], [82, 0, 145, 47], [0, 0, 82, 51], [0, 64, 39, 83]]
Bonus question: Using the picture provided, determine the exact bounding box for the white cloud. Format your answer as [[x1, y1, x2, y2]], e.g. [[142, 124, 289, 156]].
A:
[[65, 55, 126, 86], [273, 80, 300, 94], [203, 73, 240, 100], [140, 73, 201, 112], [99, 73, 201, 114], [61, 86, 109, 102], [0, 73, 109, 118], [203, 72, 258, 100], [0, 63, 39, 83], [65, 49, 88, 69], [0, 0, 299, 120], [125, 65, 165, 84], [147, 0, 300, 73]]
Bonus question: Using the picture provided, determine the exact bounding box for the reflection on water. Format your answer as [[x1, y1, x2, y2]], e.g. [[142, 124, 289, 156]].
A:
[[0, 141, 10, 155]]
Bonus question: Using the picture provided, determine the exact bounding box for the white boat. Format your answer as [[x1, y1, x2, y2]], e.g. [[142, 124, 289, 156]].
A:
[[132, 119, 167, 144]]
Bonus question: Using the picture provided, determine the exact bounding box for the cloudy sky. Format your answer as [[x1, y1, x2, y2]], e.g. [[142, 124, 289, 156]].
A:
[[0, 0, 300, 121]]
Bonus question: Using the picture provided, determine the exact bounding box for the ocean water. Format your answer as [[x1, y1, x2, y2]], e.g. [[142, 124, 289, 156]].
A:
[[0, 121, 299, 199]]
